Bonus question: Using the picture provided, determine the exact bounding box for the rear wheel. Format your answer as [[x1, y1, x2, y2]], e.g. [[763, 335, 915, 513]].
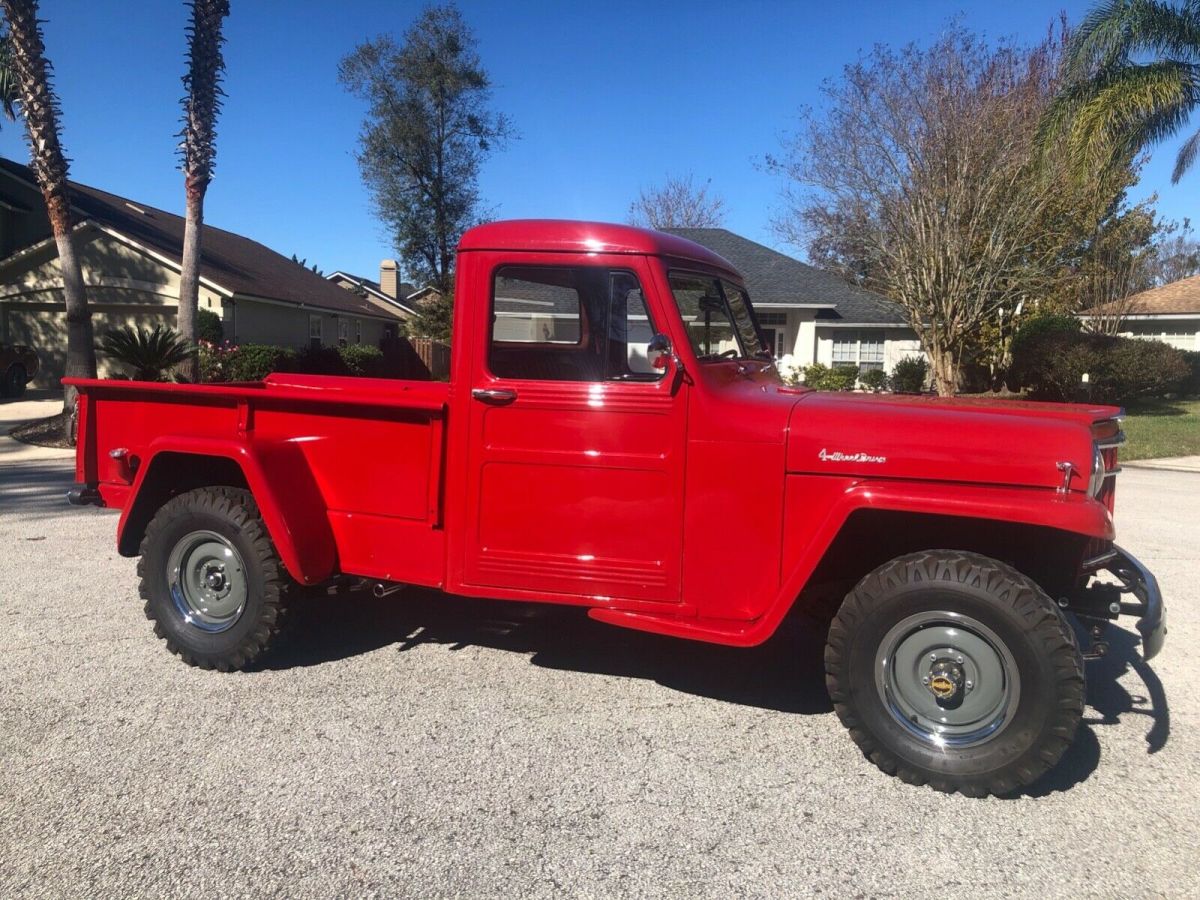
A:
[[825, 550, 1084, 797], [139, 487, 287, 670]]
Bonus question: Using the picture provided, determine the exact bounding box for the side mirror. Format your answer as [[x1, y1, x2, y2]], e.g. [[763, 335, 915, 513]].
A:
[[647, 333, 673, 370]]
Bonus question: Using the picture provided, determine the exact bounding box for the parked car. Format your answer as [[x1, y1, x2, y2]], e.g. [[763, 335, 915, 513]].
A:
[[0, 343, 38, 398], [65, 220, 1165, 797]]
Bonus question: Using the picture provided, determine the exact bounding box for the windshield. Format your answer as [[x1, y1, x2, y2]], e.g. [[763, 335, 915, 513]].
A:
[[668, 272, 767, 361]]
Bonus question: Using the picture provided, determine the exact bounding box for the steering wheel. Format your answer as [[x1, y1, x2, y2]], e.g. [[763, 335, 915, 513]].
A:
[[718, 349, 740, 359]]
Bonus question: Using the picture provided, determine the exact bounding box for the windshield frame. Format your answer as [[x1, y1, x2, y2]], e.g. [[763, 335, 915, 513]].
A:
[[667, 269, 772, 363]]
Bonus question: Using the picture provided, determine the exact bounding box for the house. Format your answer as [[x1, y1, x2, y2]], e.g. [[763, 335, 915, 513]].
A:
[[0, 157, 408, 386], [327, 264, 420, 317], [1089, 276, 1200, 351], [663, 228, 922, 376]]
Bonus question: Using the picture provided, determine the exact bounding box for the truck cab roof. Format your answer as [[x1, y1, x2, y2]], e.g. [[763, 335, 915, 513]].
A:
[[458, 219, 738, 274]]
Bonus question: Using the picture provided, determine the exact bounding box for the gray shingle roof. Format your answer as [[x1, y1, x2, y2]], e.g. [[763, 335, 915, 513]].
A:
[[663, 228, 907, 325], [0, 157, 404, 320]]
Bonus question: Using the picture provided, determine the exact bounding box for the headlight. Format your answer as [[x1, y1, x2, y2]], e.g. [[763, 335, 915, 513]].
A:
[[1088, 443, 1105, 497]]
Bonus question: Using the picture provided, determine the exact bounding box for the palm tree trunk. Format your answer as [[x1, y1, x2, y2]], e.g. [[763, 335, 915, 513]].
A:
[[176, 180, 204, 381], [0, 0, 96, 428], [176, 0, 230, 383]]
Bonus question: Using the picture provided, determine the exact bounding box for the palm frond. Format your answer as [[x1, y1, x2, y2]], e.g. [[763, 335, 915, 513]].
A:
[[100, 325, 195, 381], [0, 32, 17, 121], [1067, 0, 1200, 81], [1054, 59, 1200, 176], [1172, 123, 1200, 177]]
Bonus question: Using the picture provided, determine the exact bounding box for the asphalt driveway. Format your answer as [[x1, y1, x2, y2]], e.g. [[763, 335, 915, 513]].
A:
[[0, 461, 1196, 898]]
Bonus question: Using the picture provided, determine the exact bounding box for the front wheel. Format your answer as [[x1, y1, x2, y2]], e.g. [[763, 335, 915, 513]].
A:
[[825, 550, 1084, 797], [138, 487, 288, 670]]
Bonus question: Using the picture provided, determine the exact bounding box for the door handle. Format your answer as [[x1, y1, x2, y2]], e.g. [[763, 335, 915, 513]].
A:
[[471, 387, 517, 404]]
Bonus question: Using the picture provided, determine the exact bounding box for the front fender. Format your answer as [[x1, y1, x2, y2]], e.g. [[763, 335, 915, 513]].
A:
[[591, 477, 1112, 648], [118, 436, 337, 585]]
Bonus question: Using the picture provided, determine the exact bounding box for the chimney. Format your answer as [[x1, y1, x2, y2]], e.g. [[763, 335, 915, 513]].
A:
[[379, 260, 399, 299]]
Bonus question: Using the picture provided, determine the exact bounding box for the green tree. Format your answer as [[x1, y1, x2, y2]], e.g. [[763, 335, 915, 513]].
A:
[[176, 0, 230, 382], [0, 0, 96, 428], [1042, 0, 1200, 182], [338, 3, 512, 312]]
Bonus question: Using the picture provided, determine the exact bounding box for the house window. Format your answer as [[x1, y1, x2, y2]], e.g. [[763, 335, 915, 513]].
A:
[[338, 318, 350, 346], [355, 319, 363, 344], [757, 312, 787, 326], [309, 315, 322, 349], [832, 329, 885, 372]]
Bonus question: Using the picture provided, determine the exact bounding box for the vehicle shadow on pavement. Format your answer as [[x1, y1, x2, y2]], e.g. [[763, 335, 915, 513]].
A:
[[0, 462, 106, 522], [1023, 626, 1169, 797], [266, 585, 833, 715]]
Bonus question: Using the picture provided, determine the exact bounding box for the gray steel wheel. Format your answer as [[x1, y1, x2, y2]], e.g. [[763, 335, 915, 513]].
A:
[[875, 610, 1020, 748], [167, 529, 249, 633]]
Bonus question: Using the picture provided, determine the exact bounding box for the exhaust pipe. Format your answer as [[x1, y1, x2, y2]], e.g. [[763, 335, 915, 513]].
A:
[[373, 582, 406, 598]]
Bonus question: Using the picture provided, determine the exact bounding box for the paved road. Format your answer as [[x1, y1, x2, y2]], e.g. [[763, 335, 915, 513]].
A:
[[1, 462, 1196, 898]]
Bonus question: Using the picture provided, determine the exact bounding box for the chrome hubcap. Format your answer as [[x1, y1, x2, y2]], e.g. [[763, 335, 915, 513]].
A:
[[167, 530, 248, 633], [876, 611, 1020, 747]]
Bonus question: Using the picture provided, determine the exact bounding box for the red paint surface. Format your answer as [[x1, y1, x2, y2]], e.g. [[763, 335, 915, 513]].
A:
[[67, 221, 1123, 645]]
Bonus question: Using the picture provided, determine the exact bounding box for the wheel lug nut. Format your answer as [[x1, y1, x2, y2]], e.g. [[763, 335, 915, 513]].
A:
[[956, 656, 964, 664], [922, 676, 929, 684]]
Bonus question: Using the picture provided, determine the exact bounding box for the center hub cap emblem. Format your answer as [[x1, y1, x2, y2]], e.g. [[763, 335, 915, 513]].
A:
[[927, 660, 964, 702]]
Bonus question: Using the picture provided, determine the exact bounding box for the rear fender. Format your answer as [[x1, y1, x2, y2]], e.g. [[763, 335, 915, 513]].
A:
[[118, 437, 336, 585]]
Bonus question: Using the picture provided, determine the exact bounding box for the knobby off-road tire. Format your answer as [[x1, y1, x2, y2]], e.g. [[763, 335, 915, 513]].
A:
[[825, 550, 1084, 797], [139, 487, 287, 671], [2, 365, 27, 399]]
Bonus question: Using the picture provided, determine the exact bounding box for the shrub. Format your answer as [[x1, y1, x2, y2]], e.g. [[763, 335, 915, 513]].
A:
[[197, 308, 224, 343], [100, 324, 193, 381], [198, 340, 238, 382], [859, 368, 889, 392], [890, 356, 929, 393], [337, 344, 385, 377], [292, 345, 350, 375], [1011, 329, 1190, 403], [227, 344, 297, 382], [1183, 351, 1200, 398], [803, 363, 857, 391]]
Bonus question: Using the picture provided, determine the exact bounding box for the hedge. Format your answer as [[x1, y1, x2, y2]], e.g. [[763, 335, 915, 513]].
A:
[[1010, 323, 1190, 403], [803, 363, 858, 391], [196, 343, 400, 383]]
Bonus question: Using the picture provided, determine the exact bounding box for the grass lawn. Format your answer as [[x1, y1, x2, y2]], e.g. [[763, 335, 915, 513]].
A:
[[1121, 399, 1200, 461]]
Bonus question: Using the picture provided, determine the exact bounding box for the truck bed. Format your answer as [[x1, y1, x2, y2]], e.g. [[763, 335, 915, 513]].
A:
[[68, 373, 451, 586]]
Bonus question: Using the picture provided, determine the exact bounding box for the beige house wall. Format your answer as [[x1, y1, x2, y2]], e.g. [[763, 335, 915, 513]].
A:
[[1, 227, 401, 386]]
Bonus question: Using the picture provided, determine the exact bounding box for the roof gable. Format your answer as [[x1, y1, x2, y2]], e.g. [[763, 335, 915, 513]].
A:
[[1121, 274, 1200, 316], [0, 157, 403, 321]]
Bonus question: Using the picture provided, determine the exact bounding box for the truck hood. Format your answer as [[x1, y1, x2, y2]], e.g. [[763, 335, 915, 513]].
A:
[[786, 392, 1122, 493]]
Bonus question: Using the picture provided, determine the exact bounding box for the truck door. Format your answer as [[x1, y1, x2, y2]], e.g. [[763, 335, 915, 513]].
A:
[[462, 255, 687, 606]]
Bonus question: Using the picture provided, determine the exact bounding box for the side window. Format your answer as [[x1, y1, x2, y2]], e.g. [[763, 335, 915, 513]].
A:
[[308, 314, 322, 349], [489, 266, 662, 382]]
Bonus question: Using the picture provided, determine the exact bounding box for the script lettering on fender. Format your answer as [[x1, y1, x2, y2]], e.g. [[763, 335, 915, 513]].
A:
[[818, 448, 887, 464]]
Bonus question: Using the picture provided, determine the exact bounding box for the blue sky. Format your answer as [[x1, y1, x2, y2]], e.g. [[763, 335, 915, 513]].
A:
[[2, 0, 1193, 281]]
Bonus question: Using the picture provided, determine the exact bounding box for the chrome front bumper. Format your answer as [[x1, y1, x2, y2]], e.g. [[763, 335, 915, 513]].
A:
[[1073, 545, 1166, 661], [1111, 545, 1167, 661]]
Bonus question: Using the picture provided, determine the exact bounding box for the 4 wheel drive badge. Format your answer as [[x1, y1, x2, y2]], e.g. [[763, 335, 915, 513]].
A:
[[818, 448, 887, 464]]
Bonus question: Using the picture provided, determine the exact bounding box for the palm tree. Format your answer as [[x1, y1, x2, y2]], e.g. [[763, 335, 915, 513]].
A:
[[176, 0, 230, 382], [0, 0, 96, 428], [1043, 0, 1200, 182]]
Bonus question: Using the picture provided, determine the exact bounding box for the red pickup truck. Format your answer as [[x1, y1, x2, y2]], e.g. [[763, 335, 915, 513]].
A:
[[67, 220, 1165, 796]]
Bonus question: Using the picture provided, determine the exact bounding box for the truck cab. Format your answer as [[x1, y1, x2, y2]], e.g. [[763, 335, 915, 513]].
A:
[[67, 220, 1166, 797]]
